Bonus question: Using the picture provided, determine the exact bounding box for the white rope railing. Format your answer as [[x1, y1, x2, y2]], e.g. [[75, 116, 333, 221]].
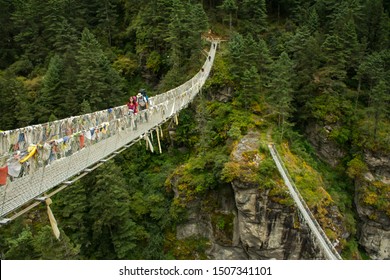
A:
[[0, 41, 218, 221]]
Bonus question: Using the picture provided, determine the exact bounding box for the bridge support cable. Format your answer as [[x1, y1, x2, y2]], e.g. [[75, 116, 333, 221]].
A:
[[268, 144, 342, 260], [0, 40, 219, 223]]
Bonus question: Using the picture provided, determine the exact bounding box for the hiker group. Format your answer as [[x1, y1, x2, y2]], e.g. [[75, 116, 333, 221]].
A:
[[127, 89, 149, 115]]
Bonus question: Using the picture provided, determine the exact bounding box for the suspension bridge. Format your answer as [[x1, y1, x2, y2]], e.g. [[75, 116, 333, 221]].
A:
[[0, 40, 341, 259]]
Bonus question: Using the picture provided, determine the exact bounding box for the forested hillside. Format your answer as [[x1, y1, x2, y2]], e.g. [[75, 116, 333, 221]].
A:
[[0, 0, 389, 260]]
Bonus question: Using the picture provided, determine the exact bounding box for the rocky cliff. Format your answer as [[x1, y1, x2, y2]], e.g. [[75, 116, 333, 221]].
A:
[[355, 151, 390, 259], [306, 122, 390, 259], [305, 122, 346, 167], [171, 131, 336, 259]]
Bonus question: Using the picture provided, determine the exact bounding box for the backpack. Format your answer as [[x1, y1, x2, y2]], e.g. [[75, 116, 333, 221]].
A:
[[140, 89, 149, 102], [138, 96, 146, 107]]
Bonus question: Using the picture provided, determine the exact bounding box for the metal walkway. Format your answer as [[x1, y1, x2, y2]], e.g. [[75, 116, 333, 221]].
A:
[[0, 41, 218, 223], [268, 144, 342, 260]]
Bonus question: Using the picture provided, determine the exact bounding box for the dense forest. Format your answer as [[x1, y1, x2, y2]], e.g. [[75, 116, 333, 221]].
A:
[[0, 0, 389, 260]]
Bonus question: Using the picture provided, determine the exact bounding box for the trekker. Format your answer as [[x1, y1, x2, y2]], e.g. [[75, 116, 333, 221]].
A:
[[127, 96, 137, 114], [140, 89, 150, 108], [137, 92, 148, 111]]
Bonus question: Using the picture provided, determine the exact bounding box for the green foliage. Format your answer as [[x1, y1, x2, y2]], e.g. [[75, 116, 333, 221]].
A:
[[4, 227, 37, 259], [0, 71, 32, 130], [146, 51, 162, 73], [359, 180, 390, 217], [227, 124, 242, 140], [32, 226, 80, 260], [205, 48, 234, 89], [34, 55, 63, 122], [239, 0, 267, 33], [347, 157, 368, 179], [113, 54, 138, 77], [267, 52, 295, 139], [218, 0, 238, 30], [166, 234, 210, 260], [75, 28, 125, 112], [170, 146, 229, 201], [211, 212, 235, 244], [342, 238, 367, 260]]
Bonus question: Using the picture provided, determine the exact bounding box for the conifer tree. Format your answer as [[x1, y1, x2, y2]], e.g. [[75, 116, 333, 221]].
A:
[[238, 66, 262, 109], [268, 52, 295, 140], [219, 0, 238, 31], [240, 0, 268, 33], [0, 72, 18, 129], [359, 0, 390, 51], [0, 0, 16, 69], [32, 225, 80, 260], [52, 181, 89, 254], [307, 7, 320, 34], [87, 161, 140, 259], [368, 79, 389, 139], [34, 55, 63, 123], [319, 34, 348, 89], [95, 0, 119, 46], [75, 28, 124, 112], [4, 227, 38, 259], [256, 38, 273, 90]]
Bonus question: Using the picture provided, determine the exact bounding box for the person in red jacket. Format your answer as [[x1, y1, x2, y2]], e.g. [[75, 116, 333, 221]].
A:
[[127, 96, 137, 115]]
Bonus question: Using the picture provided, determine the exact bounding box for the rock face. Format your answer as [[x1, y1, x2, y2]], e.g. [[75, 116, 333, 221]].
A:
[[306, 121, 390, 259], [175, 132, 324, 259], [229, 181, 320, 260], [355, 151, 390, 260], [305, 122, 346, 167]]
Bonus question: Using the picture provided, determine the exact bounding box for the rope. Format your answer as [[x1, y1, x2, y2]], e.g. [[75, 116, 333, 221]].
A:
[[144, 134, 154, 153], [174, 114, 179, 125], [156, 127, 162, 154], [45, 197, 60, 240]]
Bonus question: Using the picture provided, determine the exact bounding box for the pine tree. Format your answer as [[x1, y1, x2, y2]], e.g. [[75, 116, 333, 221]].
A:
[[368, 79, 389, 139], [219, 0, 238, 31], [359, 0, 390, 51], [268, 52, 295, 140], [256, 38, 273, 90], [95, 0, 119, 46], [0, 0, 16, 69], [4, 227, 38, 259], [12, 0, 76, 67], [53, 181, 89, 254], [75, 28, 124, 112], [32, 225, 80, 260], [187, 3, 209, 60], [237, 66, 262, 109], [34, 55, 63, 123], [0, 71, 18, 129], [307, 7, 320, 34], [319, 33, 348, 91], [87, 161, 141, 259], [240, 0, 268, 33]]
